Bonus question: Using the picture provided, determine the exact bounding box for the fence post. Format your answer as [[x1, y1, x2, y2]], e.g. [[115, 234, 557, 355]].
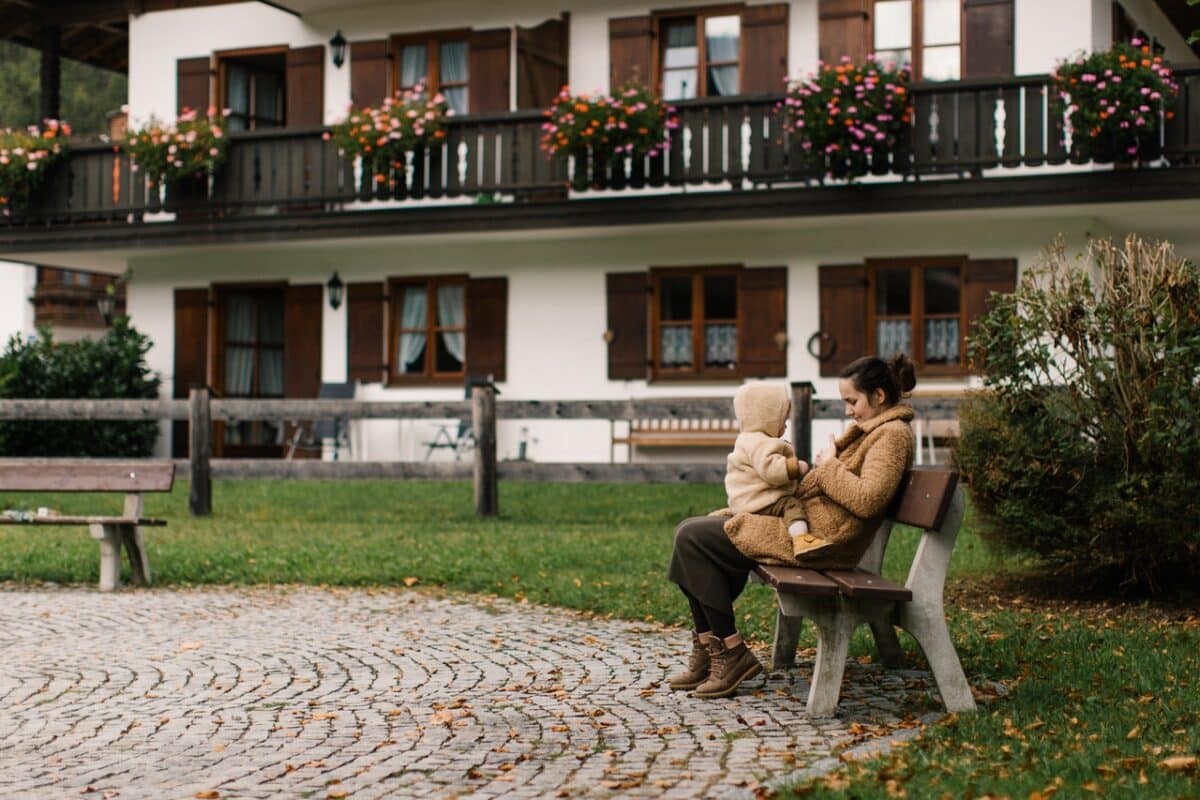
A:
[[472, 382, 498, 517], [188, 386, 212, 517], [790, 381, 814, 463]]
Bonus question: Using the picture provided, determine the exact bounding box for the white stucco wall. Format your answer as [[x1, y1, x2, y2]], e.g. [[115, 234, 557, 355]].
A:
[[0, 260, 36, 347], [1015, 0, 1104, 75]]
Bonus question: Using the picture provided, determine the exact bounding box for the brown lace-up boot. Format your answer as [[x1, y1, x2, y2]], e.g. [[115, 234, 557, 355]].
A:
[[667, 632, 713, 690], [694, 637, 762, 699]]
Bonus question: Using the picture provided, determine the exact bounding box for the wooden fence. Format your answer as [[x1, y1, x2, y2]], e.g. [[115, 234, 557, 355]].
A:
[[0, 384, 962, 517]]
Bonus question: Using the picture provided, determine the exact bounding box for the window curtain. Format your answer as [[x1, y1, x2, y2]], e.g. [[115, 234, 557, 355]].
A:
[[258, 299, 284, 396], [704, 16, 740, 96], [663, 22, 698, 100], [660, 327, 693, 367], [923, 319, 960, 363], [440, 41, 469, 114], [397, 287, 428, 373], [226, 63, 250, 132], [224, 294, 255, 396], [704, 324, 737, 366], [876, 320, 912, 360], [254, 71, 281, 127], [436, 284, 465, 366], [401, 44, 428, 88]]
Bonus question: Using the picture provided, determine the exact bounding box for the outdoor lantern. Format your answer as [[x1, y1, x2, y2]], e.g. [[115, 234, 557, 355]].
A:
[[96, 294, 116, 326], [329, 30, 347, 69], [327, 271, 344, 310]]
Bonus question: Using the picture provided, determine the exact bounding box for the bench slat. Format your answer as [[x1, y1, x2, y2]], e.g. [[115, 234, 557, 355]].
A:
[[0, 461, 176, 493], [822, 568, 913, 601], [889, 469, 958, 530], [0, 516, 168, 526], [754, 565, 840, 596]]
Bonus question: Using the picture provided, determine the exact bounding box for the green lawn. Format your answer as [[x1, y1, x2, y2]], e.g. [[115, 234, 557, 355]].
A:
[[2, 480, 1196, 797]]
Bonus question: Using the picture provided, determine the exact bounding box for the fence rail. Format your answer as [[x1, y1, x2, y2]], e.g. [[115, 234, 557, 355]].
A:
[[0, 386, 963, 516]]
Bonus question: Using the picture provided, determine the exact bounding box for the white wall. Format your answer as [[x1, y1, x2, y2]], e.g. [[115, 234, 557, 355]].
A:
[[0, 260, 36, 347], [1015, 0, 1099, 75]]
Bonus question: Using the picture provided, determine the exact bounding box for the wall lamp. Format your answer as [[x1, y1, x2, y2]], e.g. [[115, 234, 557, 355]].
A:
[[327, 271, 345, 310], [329, 30, 347, 69]]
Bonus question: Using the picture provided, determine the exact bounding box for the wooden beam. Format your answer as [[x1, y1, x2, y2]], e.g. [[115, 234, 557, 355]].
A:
[[0, 399, 187, 420]]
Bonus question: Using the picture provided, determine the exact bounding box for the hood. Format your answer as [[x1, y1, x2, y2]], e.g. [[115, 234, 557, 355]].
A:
[[733, 382, 791, 435]]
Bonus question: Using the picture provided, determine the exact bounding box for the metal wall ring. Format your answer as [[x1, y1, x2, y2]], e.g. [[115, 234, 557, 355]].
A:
[[807, 331, 837, 362]]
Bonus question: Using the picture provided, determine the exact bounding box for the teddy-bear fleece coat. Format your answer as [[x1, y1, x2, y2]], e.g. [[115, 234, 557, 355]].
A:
[[722, 403, 915, 569], [725, 382, 801, 514]]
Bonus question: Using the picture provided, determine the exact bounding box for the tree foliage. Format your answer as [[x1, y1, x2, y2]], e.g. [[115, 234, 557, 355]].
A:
[[955, 235, 1200, 595], [0, 41, 126, 137]]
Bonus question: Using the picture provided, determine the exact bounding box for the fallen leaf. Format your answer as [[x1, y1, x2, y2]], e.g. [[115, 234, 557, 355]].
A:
[[327, 793, 349, 799], [179, 641, 204, 652], [193, 793, 219, 799], [403, 577, 419, 587], [1158, 755, 1197, 772], [1126, 725, 1141, 740]]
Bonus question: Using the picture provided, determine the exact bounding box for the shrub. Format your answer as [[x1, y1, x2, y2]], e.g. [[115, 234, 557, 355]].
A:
[[779, 56, 910, 181], [0, 119, 71, 214], [124, 107, 229, 184], [0, 319, 162, 457], [540, 82, 676, 166], [327, 85, 449, 184], [956, 235, 1200, 595]]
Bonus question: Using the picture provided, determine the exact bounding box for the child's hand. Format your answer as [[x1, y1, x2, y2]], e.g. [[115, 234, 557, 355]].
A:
[[814, 434, 837, 467]]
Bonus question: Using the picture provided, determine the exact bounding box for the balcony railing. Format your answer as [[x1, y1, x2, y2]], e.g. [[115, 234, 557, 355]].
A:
[[10, 70, 1200, 225]]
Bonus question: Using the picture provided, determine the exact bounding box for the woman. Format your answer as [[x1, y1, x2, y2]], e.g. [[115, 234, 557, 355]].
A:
[[667, 354, 917, 699]]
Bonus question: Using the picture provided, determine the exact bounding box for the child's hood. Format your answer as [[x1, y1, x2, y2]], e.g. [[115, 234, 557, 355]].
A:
[[733, 382, 790, 435]]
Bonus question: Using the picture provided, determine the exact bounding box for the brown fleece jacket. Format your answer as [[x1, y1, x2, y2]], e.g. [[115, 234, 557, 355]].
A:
[[722, 403, 915, 568]]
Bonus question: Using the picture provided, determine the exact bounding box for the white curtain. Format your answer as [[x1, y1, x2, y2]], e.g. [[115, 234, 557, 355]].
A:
[[397, 287, 428, 373], [876, 320, 912, 360], [440, 41, 469, 114], [224, 295, 255, 396], [923, 319, 960, 363], [704, 324, 737, 367], [226, 64, 250, 131], [436, 284, 465, 367], [401, 45, 428, 88], [661, 327, 693, 367], [705, 16, 740, 96]]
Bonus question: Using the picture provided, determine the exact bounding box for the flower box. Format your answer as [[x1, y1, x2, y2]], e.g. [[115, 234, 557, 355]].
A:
[[0, 119, 71, 216]]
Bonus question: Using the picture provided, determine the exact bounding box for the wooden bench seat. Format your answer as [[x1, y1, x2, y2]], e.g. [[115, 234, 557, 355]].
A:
[[752, 468, 976, 718], [0, 460, 175, 591], [612, 418, 738, 451]]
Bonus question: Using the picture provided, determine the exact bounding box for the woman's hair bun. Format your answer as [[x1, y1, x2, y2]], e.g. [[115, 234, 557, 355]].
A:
[[888, 352, 917, 394]]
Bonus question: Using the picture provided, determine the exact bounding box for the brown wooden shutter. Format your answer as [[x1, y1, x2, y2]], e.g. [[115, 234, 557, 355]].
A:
[[818, 0, 870, 67], [818, 264, 867, 377], [284, 284, 323, 398], [517, 16, 568, 109], [964, 259, 1017, 368], [172, 288, 209, 457], [286, 45, 325, 127], [740, 267, 788, 377], [609, 15, 654, 89], [742, 4, 790, 94], [468, 29, 511, 113], [606, 272, 648, 380], [350, 39, 391, 108], [465, 277, 508, 381], [347, 282, 386, 384], [176, 56, 211, 115], [964, 0, 1014, 78]]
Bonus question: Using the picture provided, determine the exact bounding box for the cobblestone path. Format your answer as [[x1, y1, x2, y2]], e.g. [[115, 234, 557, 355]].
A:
[[0, 587, 936, 799]]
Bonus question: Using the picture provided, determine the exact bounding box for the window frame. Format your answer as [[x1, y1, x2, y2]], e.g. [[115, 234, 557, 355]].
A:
[[386, 274, 469, 386], [649, 264, 744, 381], [865, 255, 969, 376], [870, 0, 965, 83], [214, 45, 287, 131], [652, 4, 746, 101], [390, 29, 471, 108]]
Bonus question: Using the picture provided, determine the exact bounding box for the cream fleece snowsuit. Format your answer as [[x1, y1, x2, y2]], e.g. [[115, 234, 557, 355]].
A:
[[724, 382, 806, 526]]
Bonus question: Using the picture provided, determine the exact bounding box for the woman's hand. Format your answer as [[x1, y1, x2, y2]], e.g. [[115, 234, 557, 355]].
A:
[[814, 434, 837, 467]]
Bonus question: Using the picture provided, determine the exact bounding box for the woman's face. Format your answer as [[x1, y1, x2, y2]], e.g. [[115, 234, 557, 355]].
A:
[[838, 378, 887, 425]]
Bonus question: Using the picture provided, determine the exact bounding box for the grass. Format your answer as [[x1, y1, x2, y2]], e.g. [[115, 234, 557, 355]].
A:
[[2, 480, 1197, 797]]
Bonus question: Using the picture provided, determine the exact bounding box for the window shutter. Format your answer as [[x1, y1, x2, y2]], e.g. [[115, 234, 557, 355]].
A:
[[347, 282, 386, 384], [350, 39, 391, 108], [609, 15, 654, 89], [964, 0, 1014, 78], [517, 16, 568, 109], [606, 272, 648, 381], [173, 288, 210, 457], [286, 45, 325, 127], [469, 28, 512, 113], [740, 267, 789, 377], [964, 259, 1017, 369], [176, 56, 211, 115], [284, 284, 324, 398], [466, 277, 508, 382], [742, 4, 790, 94], [818, 0, 870, 67], [818, 264, 867, 377]]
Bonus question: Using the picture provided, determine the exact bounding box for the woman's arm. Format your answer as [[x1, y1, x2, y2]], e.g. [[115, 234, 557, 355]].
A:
[[812, 425, 911, 518]]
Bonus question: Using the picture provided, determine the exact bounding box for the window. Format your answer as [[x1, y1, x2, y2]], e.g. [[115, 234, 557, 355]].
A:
[[389, 276, 467, 382], [873, 0, 961, 81], [218, 287, 285, 449], [867, 257, 965, 371], [394, 33, 470, 114], [652, 267, 740, 377], [659, 10, 741, 100], [219, 50, 286, 131]]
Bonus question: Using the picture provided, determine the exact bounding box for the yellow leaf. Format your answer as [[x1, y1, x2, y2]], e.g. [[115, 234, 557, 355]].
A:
[[573, 578, 582, 588], [328, 793, 349, 799], [402, 576, 419, 587], [179, 641, 204, 651], [1126, 725, 1141, 740], [1158, 755, 1197, 772], [194, 793, 220, 799]]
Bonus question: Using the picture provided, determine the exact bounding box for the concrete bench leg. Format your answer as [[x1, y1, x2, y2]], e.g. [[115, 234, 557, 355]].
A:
[[806, 605, 855, 718], [899, 609, 977, 713], [770, 607, 805, 669], [88, 523, 122, 592], [119, 524, 151, 586]]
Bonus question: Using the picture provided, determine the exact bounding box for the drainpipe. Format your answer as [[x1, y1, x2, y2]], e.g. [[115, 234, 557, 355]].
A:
[[38, 23, 62, 123]]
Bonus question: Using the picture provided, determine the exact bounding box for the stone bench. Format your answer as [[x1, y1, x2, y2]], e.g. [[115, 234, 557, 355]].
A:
[[0, 460, 174, 591]]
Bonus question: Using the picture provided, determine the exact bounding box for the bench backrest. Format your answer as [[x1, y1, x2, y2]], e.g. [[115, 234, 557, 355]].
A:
[[0, 461, 176, 493]]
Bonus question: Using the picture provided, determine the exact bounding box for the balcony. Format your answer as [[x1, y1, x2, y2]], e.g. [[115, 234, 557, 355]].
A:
[[4, 71, 1200, 251]]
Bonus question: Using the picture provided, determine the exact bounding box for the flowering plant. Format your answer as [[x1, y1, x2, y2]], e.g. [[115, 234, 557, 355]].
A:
[[1053, 39, 1179, 163], [124, 107, 229, 184], [0, 119, 71, 214], [540, 82, 677, 165], [327, 85, 449, 182], [779, 56, 911, 181]]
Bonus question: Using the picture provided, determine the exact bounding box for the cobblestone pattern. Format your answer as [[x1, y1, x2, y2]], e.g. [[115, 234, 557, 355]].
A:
[[0, 587, 935, 799]]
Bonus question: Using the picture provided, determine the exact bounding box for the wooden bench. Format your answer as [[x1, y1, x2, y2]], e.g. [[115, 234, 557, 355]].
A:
[[611, 418, 738, 460], [0, 460, 175, 592], [752, 468, 976, 718]]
